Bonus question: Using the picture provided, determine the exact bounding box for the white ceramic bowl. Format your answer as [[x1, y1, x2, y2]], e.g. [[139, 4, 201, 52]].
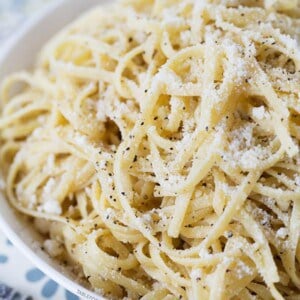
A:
[[0, 1, 110, 299]]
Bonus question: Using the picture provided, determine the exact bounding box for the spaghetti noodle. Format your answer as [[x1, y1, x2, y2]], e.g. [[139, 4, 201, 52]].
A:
[[0, 0, 300, 299]]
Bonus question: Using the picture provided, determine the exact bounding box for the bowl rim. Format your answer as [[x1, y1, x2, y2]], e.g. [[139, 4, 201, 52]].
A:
[[0, 1, 105, 299]]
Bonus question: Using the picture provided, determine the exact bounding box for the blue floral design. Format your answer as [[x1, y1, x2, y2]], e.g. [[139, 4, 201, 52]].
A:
[[0, 283, 33, 300], [26, 268, 45, 282], [41, 280, 59, 298], [6, 239, 13, 246], [65, 290, 79, 300], [0, 254, 8, 264], [0, 283, 13, 298], [0, 240, 12, 264], [25, 268, 79, 299]]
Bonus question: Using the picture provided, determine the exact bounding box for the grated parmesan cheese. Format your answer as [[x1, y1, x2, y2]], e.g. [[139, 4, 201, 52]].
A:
[[74, 134, 88, 147], [235, 260, 254, 279], [276, 227, 288, 239], [39, 199, 62, 215], [223, 123, 270, 170], [295, 175, 300, 187], [141, 213, 152, 224], [34, 218, 50, 235], [190, 269, 202, 279], [252, 106, 266, 120], [43, 239, 63, 257]]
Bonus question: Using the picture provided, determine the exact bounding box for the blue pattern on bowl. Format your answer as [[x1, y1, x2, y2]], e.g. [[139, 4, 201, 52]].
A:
[[0, 255, 8, 264], [41, 280, 59, 298], [26, 268, 45, 282], [24, 268, 79, 299]]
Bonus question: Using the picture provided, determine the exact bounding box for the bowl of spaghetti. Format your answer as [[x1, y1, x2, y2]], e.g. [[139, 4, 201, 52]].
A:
[[0, 0, 300, 299]]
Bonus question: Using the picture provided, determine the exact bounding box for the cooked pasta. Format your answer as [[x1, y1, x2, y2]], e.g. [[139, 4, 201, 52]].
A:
[[0, 0, 300, 299]]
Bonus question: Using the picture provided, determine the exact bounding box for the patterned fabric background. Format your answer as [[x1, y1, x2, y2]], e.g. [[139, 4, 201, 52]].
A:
[[0, 1, 80, 299]]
